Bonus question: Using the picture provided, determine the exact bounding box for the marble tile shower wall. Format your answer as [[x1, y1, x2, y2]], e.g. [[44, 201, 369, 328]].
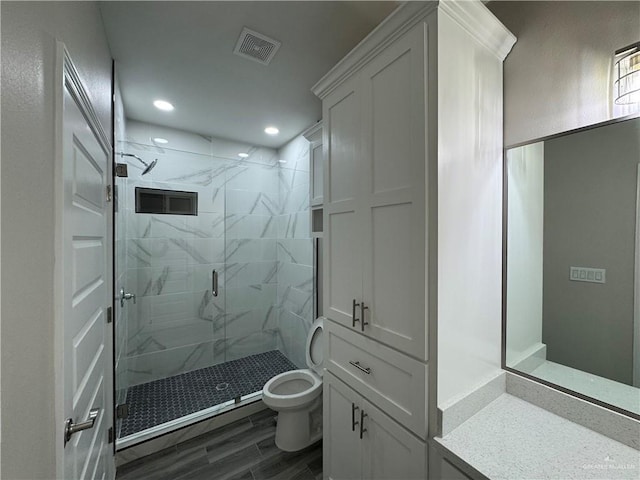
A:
[[123, 121, 281, 386], [224, 159, 281, 364], [276, 135, 314, 368]]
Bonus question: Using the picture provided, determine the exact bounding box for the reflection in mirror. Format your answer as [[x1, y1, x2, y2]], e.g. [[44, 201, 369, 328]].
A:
[[505, 116, 640, 417]]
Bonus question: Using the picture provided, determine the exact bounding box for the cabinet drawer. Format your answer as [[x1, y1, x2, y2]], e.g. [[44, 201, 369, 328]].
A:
[[325, 319, 427, 438]]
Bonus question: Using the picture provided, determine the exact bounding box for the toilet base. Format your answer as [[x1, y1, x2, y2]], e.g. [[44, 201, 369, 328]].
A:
[[273, 398, 322, 452]]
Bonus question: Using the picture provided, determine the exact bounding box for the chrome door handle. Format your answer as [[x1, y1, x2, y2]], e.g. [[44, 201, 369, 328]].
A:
[[64, 408, 99, 446], [360, 302, 369, 331], [119, 288, 136, 308], [352, 299, 360, 327], [359, 410, 368, 439], [351, 403, 360, 432], [212, 270, 219, 297], [349, 360, 371, 375]]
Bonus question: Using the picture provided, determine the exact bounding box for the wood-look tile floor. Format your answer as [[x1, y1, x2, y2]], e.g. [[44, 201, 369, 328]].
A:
[[116, 409, 322, 480]]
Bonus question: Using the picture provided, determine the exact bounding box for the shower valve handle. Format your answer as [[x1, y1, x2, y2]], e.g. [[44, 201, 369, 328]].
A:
[[119, 288, 136, 308]]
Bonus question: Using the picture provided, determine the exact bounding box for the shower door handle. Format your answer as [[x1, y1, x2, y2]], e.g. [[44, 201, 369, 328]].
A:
[[212, 270, 219, 297]]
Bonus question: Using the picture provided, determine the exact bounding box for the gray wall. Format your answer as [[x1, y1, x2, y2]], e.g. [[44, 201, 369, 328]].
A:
[[1, 2, 113, 477], [488, 1, 640, 385], [488, 1, 640, 147], [543, 118, 640, 385]]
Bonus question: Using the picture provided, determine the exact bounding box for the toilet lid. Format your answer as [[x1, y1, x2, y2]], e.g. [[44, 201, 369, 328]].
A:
[[306, 317, 325, 377]]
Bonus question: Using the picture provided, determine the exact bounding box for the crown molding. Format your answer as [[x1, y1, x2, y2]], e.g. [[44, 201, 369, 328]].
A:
[[311, 1, 438, 99], [438, 0, 516, 61]]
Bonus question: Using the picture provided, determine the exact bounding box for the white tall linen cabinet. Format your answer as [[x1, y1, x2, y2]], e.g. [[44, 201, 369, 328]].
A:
[[312, 1, 515, 479]]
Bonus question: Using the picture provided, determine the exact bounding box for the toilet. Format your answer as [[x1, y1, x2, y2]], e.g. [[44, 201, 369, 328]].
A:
[[262, 316, 325, 452]]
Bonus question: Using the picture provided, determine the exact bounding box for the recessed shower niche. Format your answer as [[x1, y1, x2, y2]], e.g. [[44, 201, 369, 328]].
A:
[[135, 187, 198, 215], [114, 119, 315, 447]]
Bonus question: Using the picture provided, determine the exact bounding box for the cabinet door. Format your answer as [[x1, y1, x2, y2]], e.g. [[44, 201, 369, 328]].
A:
[[359, 24, 427, 359], [324, 372, 363, 480], [323, 78, 364, 329], [429, 444, 479, 480], [361, 398, 426, 480]]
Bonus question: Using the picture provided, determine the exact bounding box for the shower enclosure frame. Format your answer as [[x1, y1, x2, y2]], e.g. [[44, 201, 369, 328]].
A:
[[111, 133, 313, 450]]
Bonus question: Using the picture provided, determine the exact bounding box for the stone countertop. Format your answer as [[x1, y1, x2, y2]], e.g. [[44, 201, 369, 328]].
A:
[[436, 393, 640, 480]]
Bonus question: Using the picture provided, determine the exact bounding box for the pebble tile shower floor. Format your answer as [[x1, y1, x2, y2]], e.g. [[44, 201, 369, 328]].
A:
[[119, 350, 297, 438]]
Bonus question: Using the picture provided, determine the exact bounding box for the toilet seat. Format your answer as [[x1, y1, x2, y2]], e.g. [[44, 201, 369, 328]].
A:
[[262, 369, 322, 409], [262, 317, 325, 409], [305, 317, 325, 377]]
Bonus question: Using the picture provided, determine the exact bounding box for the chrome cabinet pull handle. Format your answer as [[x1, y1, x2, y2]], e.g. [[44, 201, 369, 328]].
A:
[[351, 403, 360, 431], [352, 299, 360, 327], [359, 410, 368, 439], [360, 303, 369, 331], [349, 360, 371, 375], [212, 270, 218, 297], [64, 408, 99, 446]]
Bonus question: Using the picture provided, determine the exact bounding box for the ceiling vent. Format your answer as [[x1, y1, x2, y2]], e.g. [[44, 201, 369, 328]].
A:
[[233, 27, 281, 66]]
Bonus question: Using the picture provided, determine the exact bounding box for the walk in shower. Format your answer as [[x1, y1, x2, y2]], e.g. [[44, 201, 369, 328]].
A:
[[114, 118, 315, 447]]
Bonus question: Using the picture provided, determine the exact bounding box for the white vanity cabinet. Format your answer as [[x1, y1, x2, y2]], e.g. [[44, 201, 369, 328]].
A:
[[324, 372, 426, 480], [320, 18, 427, 361]]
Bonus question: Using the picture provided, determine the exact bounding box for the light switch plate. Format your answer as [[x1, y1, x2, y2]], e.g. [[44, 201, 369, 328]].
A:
[[569, 267, 606, 284]]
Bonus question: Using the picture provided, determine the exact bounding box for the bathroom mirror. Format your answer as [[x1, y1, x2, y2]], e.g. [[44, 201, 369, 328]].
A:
[[503, 115, 640, 418]]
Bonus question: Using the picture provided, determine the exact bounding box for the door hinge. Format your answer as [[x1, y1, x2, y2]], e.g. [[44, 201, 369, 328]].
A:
[[108, 426, 114, 444], [106, 184, 112, 203], [106, 306, 113, 324], [115, 163, 129, 177], [116, 403, 129, 419]]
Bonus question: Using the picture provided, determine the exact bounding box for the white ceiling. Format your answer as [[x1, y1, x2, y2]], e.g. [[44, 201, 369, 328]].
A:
[[99, 1, 398, 149]]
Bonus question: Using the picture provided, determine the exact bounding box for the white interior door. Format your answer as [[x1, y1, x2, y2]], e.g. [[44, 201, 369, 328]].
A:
[[57, 47, 114, 480]]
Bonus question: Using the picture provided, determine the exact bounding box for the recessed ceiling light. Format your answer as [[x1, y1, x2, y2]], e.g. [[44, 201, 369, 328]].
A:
[[238, 153, 249, 158], [152, 137, 169, 144], [153, 100, 174, 111], [264, 126, 279, 135], [278, 159, 287, 163]]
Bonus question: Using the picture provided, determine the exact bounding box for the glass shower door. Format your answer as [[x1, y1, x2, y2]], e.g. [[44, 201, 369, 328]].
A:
[[116, 146, 232, 443]]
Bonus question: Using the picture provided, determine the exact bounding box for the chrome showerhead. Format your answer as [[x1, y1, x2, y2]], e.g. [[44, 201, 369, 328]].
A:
[[141, 159, 158, 175], [119, 152, 158, 176]]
